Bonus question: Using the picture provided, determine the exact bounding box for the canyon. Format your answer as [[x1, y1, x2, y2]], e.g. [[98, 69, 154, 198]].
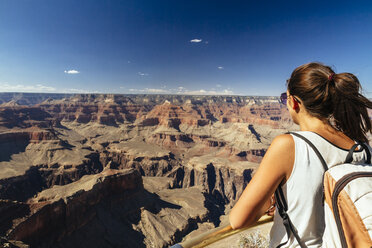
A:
[[0, 93, 295, 248]]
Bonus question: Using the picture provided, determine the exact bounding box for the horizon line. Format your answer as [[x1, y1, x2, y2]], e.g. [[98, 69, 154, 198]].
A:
[[0, 91, 279, 98]]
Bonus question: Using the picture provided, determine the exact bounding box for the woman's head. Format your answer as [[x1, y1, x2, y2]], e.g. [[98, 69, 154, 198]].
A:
[[287, 62, 372, 142]]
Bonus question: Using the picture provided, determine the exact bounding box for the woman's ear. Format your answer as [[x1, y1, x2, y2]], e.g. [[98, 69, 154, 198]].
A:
[[288, 95, 299, 111], [292, 98, 299, 110]]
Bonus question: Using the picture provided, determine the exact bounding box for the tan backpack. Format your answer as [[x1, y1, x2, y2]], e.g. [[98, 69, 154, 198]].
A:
[[275, 132, 372, 248]]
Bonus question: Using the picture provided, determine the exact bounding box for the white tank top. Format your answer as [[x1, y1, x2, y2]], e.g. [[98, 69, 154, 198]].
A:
[[269, 131, 369, 248]]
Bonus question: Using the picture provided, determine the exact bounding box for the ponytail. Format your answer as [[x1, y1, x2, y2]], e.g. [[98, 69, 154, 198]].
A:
[[331, 73, 372, 143], [288, 62, 372, 143]]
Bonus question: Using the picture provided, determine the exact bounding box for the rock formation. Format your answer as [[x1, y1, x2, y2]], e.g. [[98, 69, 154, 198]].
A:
[[0, 93, 297, 247]]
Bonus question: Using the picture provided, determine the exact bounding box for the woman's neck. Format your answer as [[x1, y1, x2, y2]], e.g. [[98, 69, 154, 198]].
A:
[[296, 113, 355, 145], [297, 114, 329, 132]]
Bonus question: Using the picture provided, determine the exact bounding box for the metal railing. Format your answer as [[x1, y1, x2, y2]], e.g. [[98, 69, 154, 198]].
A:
[[170, 215, 273, 248]]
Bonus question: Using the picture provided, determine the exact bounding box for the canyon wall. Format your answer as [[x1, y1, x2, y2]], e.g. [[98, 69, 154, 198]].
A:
[[0, 93, 295, 248]]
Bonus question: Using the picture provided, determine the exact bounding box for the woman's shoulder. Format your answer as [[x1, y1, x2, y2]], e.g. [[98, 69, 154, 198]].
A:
[[271, 133, 294, 148], [261, 133, 295, 183], [266, 134, 295, 163], [290, 130, 358, 152]]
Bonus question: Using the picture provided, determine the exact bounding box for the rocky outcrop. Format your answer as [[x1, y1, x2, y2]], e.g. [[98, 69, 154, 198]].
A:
[[181, 159, 254, 211], [30, 94, 289, 128], [0, 237, 29, 248], [0, 93, 299, 247], [8, 169, 142, 247], [1, 169, 211, 248], [0, 130, 57, 144], [37, 96, 154, 124], [0, 167, 46, 202], [0, 154, 104, 202], [0, 138, 104, 202], [0, 130, 58, 163], [0, 200, 30, 235], [0, 107, 58, 129], [0, 93, 71, 106], [136, 177, 209, 248], [101, 150, 178, 178]]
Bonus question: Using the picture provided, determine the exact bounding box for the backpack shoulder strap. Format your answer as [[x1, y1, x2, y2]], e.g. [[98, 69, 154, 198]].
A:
[[345, 142, 371, 164], [274, 132, 329, 248], [289, 132, 328, 171], [275, 186, 307, 248]]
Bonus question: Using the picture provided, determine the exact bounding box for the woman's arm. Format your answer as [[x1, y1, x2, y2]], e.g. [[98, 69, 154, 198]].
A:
[[229, 134, 295, 229]]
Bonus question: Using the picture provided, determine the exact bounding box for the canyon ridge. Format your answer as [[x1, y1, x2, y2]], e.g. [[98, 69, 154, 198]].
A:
[[0, 92, 296, 248]]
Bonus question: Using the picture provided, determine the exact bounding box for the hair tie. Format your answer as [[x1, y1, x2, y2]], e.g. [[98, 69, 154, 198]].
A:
[[328, 73, 335, 81]]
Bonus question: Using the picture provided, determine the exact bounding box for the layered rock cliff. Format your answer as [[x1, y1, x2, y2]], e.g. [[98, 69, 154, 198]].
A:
[[0, 93, 296, 247]]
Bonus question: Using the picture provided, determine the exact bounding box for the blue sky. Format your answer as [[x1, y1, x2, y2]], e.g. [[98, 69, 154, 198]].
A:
[[1, 0, 372, 96]]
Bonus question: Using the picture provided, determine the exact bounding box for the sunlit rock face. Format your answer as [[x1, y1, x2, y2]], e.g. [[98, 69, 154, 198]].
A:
[[0, 93, 297, 247]]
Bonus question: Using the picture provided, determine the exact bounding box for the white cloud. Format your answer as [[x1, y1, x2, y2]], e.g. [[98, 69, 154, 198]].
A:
[[129, 88, 170, 94], [126, 86, 235, 95], [138, 72, 149, 76], [64, 88, 87, 93], [0, 82, 56, 92], [178, 89, 234, 95], [174, 86, 234, 95], [64, 69, 80, 74], [218, 66, 224, 70], [63, 88, 101, 93], [190, 39, 202, 43], [147, 88, 170, 93]]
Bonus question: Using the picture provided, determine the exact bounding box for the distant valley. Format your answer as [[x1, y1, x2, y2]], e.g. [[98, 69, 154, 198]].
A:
[[0, 92, 295, 248]]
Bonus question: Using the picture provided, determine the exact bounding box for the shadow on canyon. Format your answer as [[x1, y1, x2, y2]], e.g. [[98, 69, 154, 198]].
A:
[[2, 185, 184, 248], [0, 141, 29, 162]]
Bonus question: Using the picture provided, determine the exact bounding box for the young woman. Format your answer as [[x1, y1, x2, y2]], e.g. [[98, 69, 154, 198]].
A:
[[229, 62, 372, 247]]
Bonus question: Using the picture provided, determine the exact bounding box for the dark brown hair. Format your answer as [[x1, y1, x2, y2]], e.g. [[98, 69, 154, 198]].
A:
[[287, 62, 372, 143]]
